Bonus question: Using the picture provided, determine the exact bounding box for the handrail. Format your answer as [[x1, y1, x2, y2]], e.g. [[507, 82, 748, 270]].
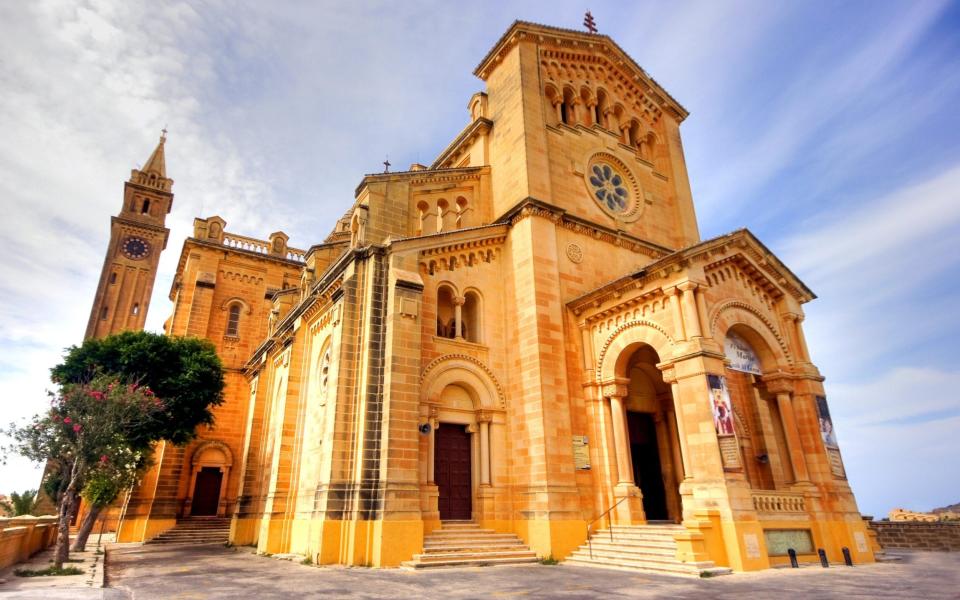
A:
[[586, 495, 631, 560]]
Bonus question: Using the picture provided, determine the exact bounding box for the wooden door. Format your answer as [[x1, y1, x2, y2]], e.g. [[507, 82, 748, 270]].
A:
[[435, 424, 472, 520], [628, 412, 669, 521], [191, 467, 223, 516]]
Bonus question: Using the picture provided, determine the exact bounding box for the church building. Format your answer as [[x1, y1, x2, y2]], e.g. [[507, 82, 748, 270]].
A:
[[90, 21, 875, 573]]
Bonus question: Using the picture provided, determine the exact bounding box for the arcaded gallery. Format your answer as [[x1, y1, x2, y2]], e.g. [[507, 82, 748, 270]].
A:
[[93, 21, 874, 574]]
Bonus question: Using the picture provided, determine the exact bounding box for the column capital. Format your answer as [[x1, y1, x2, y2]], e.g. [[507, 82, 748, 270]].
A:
[[782, 311, 803, 323], [761, 374, 795, 395], [600, 377, 630, 399], [677, 280, 699, 293], [662, 284, 681, 296], [452, 295, 466, 307], [476, 410, 494, 424]]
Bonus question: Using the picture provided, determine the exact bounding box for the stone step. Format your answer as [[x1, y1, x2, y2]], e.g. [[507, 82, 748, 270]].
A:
[[581, 543, 677, 558], [440, 521, 481, 529], [590, 529, 682, 541], [401, 555, 540, 570], [414, 550, 537, 562], [427, 528, 499, 537], [565, 557, 703, 577], [424, 542, 527, 553]]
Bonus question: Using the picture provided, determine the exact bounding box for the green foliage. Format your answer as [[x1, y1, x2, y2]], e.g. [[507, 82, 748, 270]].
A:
[[50, 331, 224, 445], [539, 555, 559, 565], [1, 490, 39, 516], [15, 566, 83, 577], [301, 555, 313, 565]]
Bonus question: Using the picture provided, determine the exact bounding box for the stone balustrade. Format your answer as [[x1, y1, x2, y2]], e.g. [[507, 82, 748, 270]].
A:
[[752, 491, 807, 515], [222, 233, 305, 263], [0, 515, 58, 570]]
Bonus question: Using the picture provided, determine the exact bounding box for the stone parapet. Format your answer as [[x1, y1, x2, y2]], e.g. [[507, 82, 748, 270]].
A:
[[0, 515, 58, 570], [869, 520, 960, 551]]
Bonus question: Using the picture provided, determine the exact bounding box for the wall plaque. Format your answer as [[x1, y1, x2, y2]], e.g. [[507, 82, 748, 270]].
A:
[[764, 529, 814, 556], [854, 531, 868, 553], [743, 533, 761, 559], [572, 435, 591, 470], [718, 435, 742, 470], [827, 447, 847, 478]]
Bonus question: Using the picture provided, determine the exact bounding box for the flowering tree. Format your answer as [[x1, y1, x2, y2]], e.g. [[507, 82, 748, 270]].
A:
[[5, 377, 164, 569]]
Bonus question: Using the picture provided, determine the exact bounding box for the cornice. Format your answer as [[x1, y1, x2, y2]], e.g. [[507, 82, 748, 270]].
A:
[[354, 165, 487, 199], [431, 118, 493, 169], [497, 197, 672, 259], [474, 20, 687, 121], [568, 229, 816, 316]]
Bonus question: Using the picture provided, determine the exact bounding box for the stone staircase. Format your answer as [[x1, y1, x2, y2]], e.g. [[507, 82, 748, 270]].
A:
[[401, 521, 539, 569], [145, 517, 231, 545], [566, 523, 731, 577]]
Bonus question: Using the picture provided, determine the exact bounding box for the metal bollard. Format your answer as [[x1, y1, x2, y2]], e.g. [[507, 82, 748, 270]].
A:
[[842, 547, 853, 566], [787, 548, 799, 568], [818, 548, 829, 568]]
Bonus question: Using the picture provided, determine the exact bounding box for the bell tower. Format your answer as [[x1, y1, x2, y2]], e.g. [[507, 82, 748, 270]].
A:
[[84, 131, 173, 339]]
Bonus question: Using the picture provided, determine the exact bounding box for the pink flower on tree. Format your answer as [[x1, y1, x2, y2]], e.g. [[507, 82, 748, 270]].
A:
[[73, 424, 81, 432], [100, 455, 109, 463], [63, 416, 72, 424]]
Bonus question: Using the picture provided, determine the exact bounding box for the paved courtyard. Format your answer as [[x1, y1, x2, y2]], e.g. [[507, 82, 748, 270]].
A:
[[95, 544, 960, 599]]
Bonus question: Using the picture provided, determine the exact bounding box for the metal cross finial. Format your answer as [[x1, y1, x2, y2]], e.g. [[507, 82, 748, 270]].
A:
[[583, 10, 597, 34], [160, 126, 168, 141], [383, 157, 391, 173]]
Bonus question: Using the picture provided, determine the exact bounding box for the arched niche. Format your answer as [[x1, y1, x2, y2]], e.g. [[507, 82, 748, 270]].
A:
[[596, 319, 677, 383], [421, 355, 505, 410], [710, 301, 793, 372]]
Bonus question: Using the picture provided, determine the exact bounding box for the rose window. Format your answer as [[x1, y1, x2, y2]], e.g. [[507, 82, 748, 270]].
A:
[[589, 163, 629, 213]]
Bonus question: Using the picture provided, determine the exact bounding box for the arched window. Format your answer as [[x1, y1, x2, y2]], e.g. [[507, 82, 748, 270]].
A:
[[109, 272, 117, 284], [562, 87, 577, 125], [462, 290, 481, 343], [100, 307, 108, 320], [141, 199, 151, 215], [436, 285, 456, 339], [596, 89, 609, 128], [131, 303, 140, 316], [226, 304, 241, 337], [416, 200, 430, 235]]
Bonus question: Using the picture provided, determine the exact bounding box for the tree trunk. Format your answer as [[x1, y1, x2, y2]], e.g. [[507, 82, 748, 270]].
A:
[[71, 504, 102, 552], [53, 489, 75, 569]]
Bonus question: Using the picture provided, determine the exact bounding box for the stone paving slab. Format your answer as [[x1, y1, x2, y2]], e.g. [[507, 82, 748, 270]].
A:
[[0, 534, 122, 599], [101, 544, 960, 600]]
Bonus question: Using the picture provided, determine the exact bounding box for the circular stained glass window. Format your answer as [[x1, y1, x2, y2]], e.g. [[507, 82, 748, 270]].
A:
[[588, 163, 629, 213]]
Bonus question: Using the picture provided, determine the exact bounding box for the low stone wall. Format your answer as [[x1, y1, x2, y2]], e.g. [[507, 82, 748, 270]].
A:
[[869, 520, 960, 551], [0, 515, 59, 570]]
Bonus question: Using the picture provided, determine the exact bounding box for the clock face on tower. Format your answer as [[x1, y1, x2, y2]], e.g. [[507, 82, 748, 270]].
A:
[[121, 236, 150, 260]]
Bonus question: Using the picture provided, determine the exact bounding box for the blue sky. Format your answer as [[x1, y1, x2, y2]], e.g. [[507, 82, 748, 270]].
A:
[[1, 1, 958, 517]]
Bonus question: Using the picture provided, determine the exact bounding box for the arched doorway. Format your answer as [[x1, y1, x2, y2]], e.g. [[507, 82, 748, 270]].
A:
[[623, 344, 683, 522], [185, 441, 233, 518], [435, 422, 472, 520]]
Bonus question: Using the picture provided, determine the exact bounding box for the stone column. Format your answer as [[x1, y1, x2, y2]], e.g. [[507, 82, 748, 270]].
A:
[[427, 415, 437, 484], [679, 282, 703, 338], [695, 288, 711, 338], [552, 99, 562, 124], [453, 296, 465, 340], [478, 412, 492, 486], [660, 368, 692, 481], [764, 377, 810, 484], [607, 387, 634, 486], [667, 286, 687, 341], [585, 100, 597, 126]]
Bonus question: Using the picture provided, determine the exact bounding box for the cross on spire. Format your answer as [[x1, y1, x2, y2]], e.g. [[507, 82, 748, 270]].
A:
[[583, 10, 597, 34], [160, 126, 168, 141], [383, 157, 391, 173]]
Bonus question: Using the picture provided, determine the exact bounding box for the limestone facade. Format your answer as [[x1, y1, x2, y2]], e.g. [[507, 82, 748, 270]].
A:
[[112, 21, 874, 570]]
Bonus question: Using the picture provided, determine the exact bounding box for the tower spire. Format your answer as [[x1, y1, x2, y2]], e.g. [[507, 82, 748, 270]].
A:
[[141, 129, 167, 178]]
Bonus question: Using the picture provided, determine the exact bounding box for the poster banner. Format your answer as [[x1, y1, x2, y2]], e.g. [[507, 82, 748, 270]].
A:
[[724, 332, 762, 375], [707, 374, 736, 436], [815, 395, 839, 448]]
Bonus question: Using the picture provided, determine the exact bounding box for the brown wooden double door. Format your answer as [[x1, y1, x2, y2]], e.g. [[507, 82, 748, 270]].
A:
[[435, 423, 472, 520]]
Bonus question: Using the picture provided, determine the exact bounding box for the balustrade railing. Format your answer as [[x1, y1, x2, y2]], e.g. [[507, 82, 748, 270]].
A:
[[752, 491, 806, 514]]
